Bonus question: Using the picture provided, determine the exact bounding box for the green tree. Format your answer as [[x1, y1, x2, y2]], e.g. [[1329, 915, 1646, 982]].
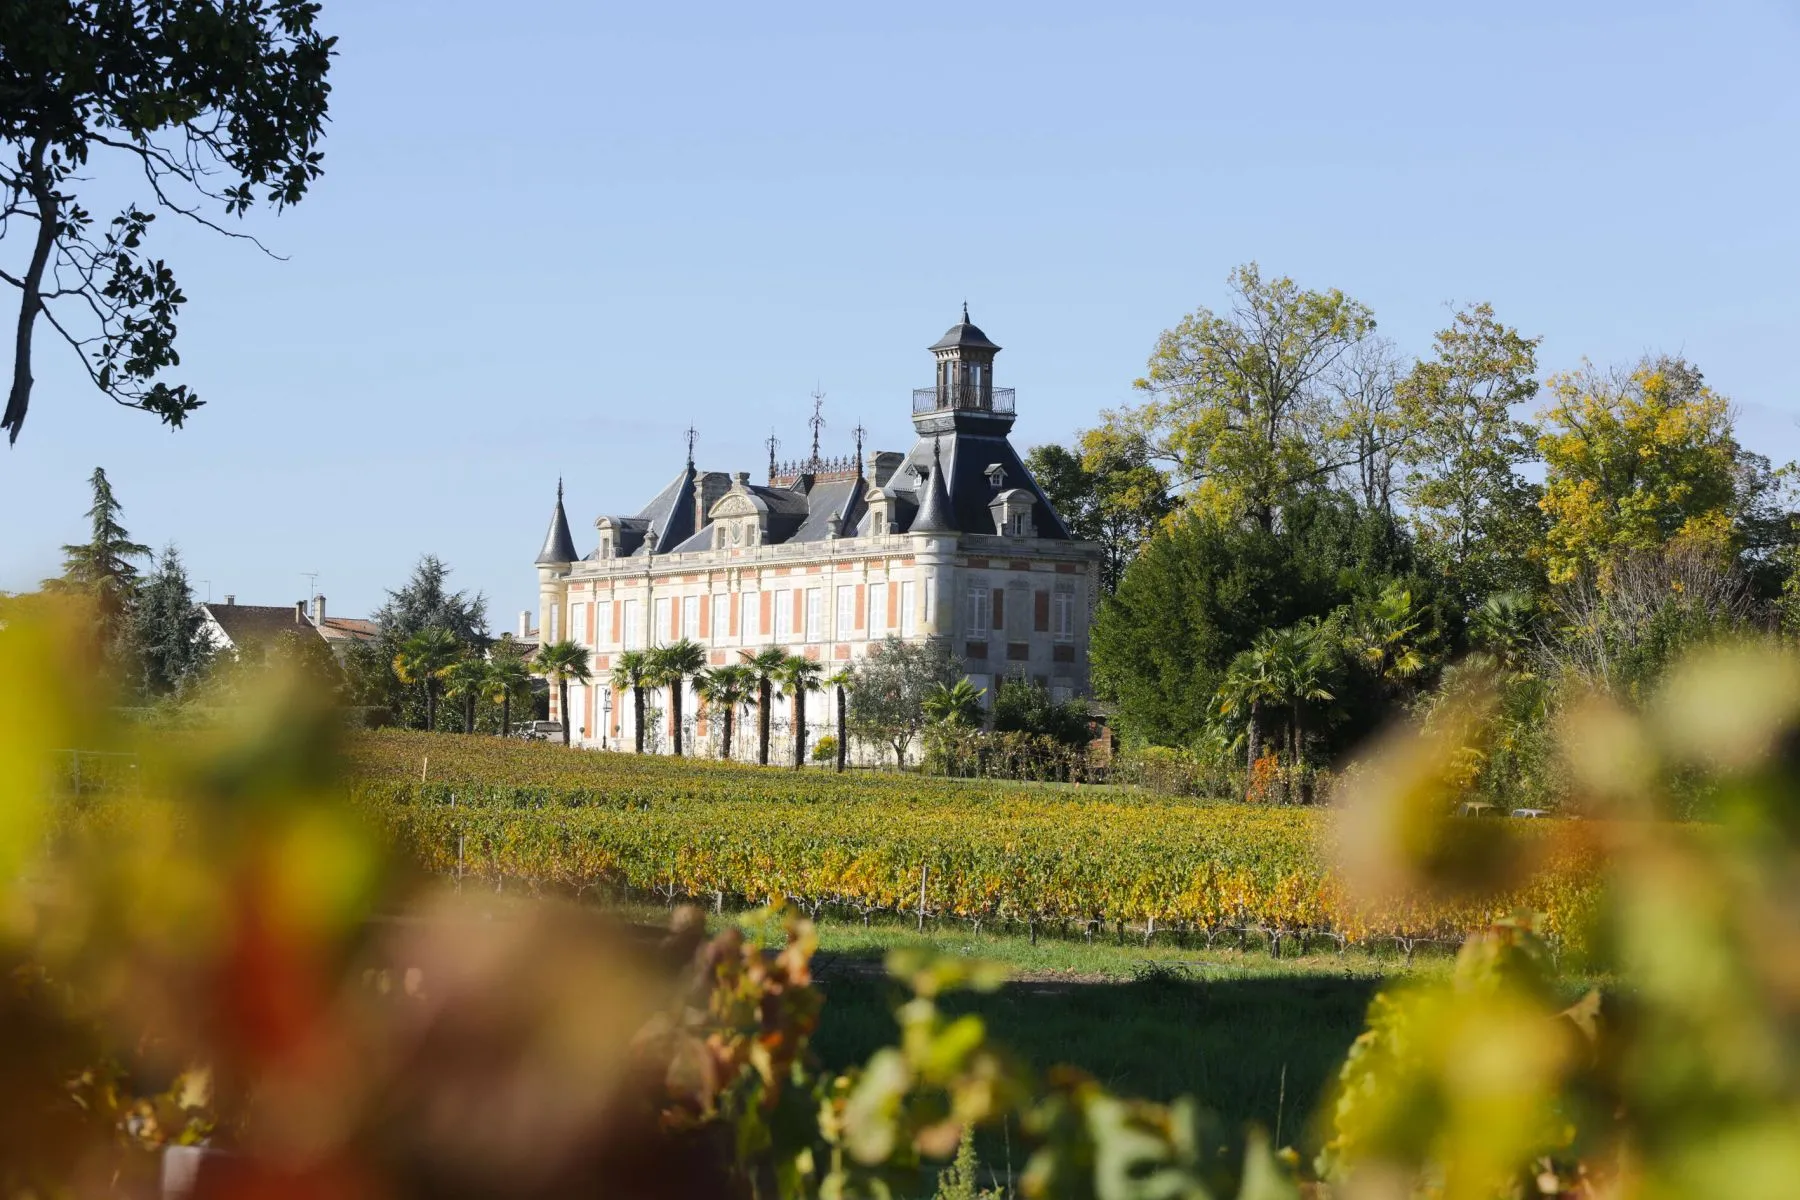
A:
[[369, 556, 490, 729], [739, 647, 788, 767], [129, 543, 211, 697], [1537, 356, 1741, 585], [532, 639, 592, 747], [0, 1, 335, 442], [441, 657, 487, 736], [648, 638, 707, 757], [1025, 435, 1172, 594], [847, 636, 964, 767], [392, 628, 461, 733], [923, 678, 985, 729], [1118, 262, 1377, 530], [43, 466, 149, 658], [1396, 303, 1545, 603], [1091, 496, 1428, 750], [695, 664, 751, 761], [990, 676, 1089, 746], [483, 651, 532, 737], [824, 666, 855, 773], [774, 654, 825, 768], [609, 649, 652, 754]]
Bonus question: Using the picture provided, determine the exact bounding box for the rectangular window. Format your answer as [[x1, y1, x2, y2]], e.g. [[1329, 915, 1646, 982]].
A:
[[775, 589, 793, 639], [1034, 590, 1050, 633], [1053, 592, 1075, 642], [654, 597, 673, 644], [900, 581, 917, 637], [596, 601, 613, 646], [869, 582, 887, 633], [622, 599, 641, 648], [992, 587, 1005, 630], [836, 585, 854, 639], [969, 587, 991, 638], [681, 595, 700, 639], [569, 602, 587, 646], [805, 588, 822, 641], [713, 594, 731, 644]]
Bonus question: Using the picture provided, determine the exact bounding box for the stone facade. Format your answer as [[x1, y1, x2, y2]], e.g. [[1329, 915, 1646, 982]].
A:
[[531, 311, 1101, 757]]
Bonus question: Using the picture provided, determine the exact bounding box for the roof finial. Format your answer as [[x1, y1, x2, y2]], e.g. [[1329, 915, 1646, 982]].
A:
[[684, 425, 698, 470], [852, 422, 867, 471], [766, 429, 780, 483], [962, 300, 969, 324], [808, 385, 826, 465], [557, 476, 564, 503]]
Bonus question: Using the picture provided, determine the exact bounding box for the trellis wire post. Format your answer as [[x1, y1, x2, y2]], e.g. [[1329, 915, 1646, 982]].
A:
[[917, 864, 928, 932]]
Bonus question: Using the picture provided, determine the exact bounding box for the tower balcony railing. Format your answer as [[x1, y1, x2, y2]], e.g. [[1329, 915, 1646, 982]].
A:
[[911, 385, 1016, 415]]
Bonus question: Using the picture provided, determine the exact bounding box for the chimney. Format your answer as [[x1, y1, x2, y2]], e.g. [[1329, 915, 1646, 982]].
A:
[[295, 600, 307, 624], [871, 452, 905, 488], [311, 594, 326, 626], [693, 471, 731, 537], [519, 609, 530, 638], [223, 594, 235, 607]]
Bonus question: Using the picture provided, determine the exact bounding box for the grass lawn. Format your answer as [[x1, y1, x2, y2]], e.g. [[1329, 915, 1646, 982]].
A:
[[610, 898, 1429, 1163]]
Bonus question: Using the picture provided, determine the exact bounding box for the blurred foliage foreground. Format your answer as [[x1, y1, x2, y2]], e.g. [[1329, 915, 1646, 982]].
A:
[[6, 610, 1800, 1199]]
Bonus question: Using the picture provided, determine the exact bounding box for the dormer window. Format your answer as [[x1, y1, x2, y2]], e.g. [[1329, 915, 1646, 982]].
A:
[[989, 488, 1036, 538], [985, 463, 1008, 491]]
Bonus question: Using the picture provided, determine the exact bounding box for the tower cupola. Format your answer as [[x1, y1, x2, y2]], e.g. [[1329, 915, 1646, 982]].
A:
[[912, 306, 1015, 434]]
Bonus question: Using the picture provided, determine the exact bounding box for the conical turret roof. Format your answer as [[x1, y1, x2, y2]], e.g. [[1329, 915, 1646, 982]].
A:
[[928, 303, 1000, 353], [910, 439, 956, 534], [536, 479, 579, 564]]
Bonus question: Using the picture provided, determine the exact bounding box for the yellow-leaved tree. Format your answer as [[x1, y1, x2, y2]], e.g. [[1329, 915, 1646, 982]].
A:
[[1536, 356, 1740, 584]]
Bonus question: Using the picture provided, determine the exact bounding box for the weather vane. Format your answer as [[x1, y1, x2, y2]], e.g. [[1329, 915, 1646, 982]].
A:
[[684, 425, 698, 468], [852, 422, 867, 471], [808, 384, 826, 465], [766, 429, 780, 481]]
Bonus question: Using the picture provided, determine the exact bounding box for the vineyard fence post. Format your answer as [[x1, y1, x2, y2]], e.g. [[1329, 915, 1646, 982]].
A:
[[917, 865, 928, 932]]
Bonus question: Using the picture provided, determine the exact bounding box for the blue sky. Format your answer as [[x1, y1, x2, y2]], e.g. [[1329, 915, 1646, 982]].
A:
[[4, 0, 1798, 629]]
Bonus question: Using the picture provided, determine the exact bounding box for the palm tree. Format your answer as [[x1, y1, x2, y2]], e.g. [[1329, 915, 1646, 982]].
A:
[[393, 627, 462, 731], [1348, 581, 1431, 691], [532, 639, 593, 747], [923, 678, 985, 729], [1216, 644, 1281, 769], [441, 656, 488, 734], [824, 666, 855, 773], [695, 664, 751, 760], [1261, 621, 1338, 764], [485, 654, 533, 736], [648, 638, 708, 756], [740, 647, 787, 766], [609, 649, 652, 754], [1469, 590, 1537, 673], [774, 654, 825, 769]]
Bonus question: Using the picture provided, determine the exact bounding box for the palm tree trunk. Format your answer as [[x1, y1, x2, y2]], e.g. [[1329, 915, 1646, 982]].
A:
[[720, 707, 734, 761], [757, 682, 772, 766], [1247, 700, 1260, 769], [501, 693, 511, 737], [836, 687, 847, 773], [426, 684, 438, 732], [560, 679, 571, 746], [464, 692, 475, 735], [671, 681, 685, 757], [634, 686, 646, 755], [793, 691, 807, 769], [1291, 703, 1302, 763]]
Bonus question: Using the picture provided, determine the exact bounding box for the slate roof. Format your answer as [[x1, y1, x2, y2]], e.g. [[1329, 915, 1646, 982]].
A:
[[896, 427, 1071, 539], [537, 482, 579, 564], [910, 443, 955, 533], [928, 304, 1000, 353]]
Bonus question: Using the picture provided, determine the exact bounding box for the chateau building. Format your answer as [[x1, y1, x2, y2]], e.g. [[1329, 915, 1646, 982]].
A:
[[532, 310, 1100, 757]]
